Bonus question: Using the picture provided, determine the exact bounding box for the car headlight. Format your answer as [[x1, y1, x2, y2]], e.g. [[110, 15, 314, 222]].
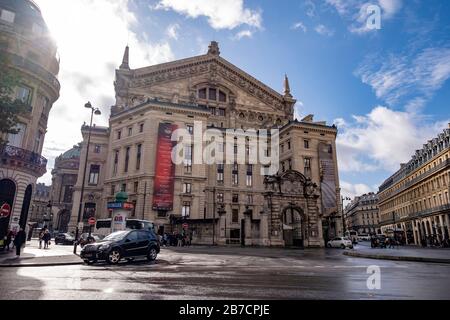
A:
[[99, 244, 111, 250]]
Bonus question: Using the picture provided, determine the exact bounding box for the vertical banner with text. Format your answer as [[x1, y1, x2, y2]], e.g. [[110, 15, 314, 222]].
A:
[[152, 123, 178, 211]]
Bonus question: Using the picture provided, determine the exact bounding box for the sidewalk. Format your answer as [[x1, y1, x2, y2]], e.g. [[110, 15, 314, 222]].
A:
[[344, 242, 450, 264], [0, 240, 83, 268]]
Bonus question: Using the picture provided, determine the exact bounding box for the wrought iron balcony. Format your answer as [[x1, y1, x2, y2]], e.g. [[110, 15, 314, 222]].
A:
[[0, 145, 47, 177]]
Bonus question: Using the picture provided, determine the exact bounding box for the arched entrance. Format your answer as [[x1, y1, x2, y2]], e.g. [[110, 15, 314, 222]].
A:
[[19, 185, 33, 229], [282, 206, 305, 248], [0, 179, 16, 239], [57, 209, 71, 232]]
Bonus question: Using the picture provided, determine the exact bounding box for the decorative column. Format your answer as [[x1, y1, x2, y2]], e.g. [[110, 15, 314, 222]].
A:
[[445, 214, 450, 239], [439, 215, 446, 242]]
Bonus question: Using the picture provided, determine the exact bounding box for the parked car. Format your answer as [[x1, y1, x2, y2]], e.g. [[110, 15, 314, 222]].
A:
[[358, 234, 371, 242], [80, 229, 160, 265], [54, 233, 76, 245], [327, 237, 354, 249], [78, 233, 105, 248]]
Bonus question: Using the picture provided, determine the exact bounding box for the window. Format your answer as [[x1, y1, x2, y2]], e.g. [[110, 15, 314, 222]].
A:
[[33, 131, 42, 153], [288, 159, 292, 170], [217, 193, 224, 203], [282, 162, 286, 173], [136, 144, 142, 170], [232, 164, 239, 185], [217, 164, 224, 183], [113, 150, 119, 175], [288, 140, 291, 150], [219, 91, 227, 102], [187, 125, 194, 135], [139, 123, 144, 133], [117, 130, 122, 140], [247, 194, 253, 205], [32, 23, 44, 36], [246, 165, 253, 187], [128, 127, 132, 136], [232, 209, 239, 223], [232, 194, 239, 203], [16, 85, 32, 105], [304, 158, 311, 176], [88, 165, 100, 185], [7, 123, 26, 148], [218, 108, 226, 117], [183, 183, 192, 194], [198, 88, 207, 100], [94, 145, 101, 154], [0, 9, 15, 23], [184, 145, 193, 173], [209, 88, 217, 101], [121, 184, 127, 192], [304, 140, 310, 149], [134, 182, 139, 194], [111, 185, 115, 196], [124, 147, 130, 173], [210, 107, 216, 116], [182, 202, 191, 218]]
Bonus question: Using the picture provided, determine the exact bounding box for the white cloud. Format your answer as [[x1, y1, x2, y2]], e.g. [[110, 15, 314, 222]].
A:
[[315, 24, 334, 36], [340, 181, 374, 199], [356, 47, 450, 109], [292, 21, 307, 33], [379, 0, 403, 18], [155, 0, 262, 30], [35, 0, 174, 184], [304, 0, 316, 17], [293, 101, 305, 121], [166, 23, 180, 40], [233, 30, 253, 40], [336, 106, 449, 173]]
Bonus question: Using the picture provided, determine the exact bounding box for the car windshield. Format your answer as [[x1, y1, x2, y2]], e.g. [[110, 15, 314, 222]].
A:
[[343, 237, 351, 241], [104, 231, 128, 241]]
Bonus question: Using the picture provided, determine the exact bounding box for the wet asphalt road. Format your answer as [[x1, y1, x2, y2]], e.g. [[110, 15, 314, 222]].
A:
[[1, 246, 449, 300]]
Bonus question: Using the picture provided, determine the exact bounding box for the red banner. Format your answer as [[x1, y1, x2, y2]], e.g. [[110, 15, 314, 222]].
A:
[[152, 123, 178, 211]]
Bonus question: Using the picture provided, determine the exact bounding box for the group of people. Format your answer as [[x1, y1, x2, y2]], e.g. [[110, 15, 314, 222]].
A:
[[370, 236, 399, 249], [420, 236, 450, 248], [160, 231, 192, 247], [1, 227, 27, 257], [38, 228, 52, 249]]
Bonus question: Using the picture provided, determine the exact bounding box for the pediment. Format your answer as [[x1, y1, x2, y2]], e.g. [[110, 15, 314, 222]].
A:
[[117, 54, 295, 113]]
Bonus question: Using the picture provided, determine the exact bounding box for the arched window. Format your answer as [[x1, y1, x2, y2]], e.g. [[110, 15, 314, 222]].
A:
[[198, 87, 227, 102]]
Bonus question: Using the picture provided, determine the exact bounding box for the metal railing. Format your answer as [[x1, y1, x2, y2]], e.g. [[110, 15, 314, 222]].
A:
[[0, 144, 47, 169]]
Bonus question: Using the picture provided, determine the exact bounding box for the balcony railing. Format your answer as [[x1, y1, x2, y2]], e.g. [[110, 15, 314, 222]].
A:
[[0, 144, 47, 175]]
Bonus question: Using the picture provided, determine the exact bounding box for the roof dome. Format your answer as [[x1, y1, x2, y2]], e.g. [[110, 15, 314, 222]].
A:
[[60, 145, 81, 160]]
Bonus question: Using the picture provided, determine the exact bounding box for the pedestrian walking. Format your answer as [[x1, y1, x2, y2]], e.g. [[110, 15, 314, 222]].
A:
[[5, 228, 13, 251], [38, 229, 44, 249], [43, 229, 51, 249], [177, 233, 183, 247], [13, 228, 26, 257], [163, 233, 168, 247]]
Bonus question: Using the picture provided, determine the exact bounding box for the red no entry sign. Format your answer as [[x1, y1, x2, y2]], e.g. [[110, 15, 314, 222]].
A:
[[182, 223, 189, 229], [0, 203, 11, 218], [88, 217, 96, 226]]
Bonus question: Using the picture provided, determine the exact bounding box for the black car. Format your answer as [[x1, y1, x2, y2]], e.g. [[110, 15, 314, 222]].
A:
[[80, 229, 160, 265], [54, 233, 76, 245]]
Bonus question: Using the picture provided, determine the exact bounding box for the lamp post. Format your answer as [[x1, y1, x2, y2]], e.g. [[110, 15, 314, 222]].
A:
[[342, 196, 351, 236], [73, 102, 101, 254]]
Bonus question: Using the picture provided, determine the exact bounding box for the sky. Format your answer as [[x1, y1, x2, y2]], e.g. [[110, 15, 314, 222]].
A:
[[34, 0, 450, 200]]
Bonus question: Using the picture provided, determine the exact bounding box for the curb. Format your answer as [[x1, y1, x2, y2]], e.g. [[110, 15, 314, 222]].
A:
[[0, 261, 83, 268], [343, 251, 450, 264]]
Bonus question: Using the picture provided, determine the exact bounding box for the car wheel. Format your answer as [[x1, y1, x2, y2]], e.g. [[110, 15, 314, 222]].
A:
[[341, 244, 346, 249], [107, 249, 122, 265], [147, 247, 158, 261]]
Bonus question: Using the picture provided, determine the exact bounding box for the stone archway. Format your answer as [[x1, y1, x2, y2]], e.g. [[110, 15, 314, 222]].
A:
[[282, 206, 305, 247]]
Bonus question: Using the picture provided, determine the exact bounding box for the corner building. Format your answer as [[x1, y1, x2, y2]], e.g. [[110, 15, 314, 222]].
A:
[[0, 0, 60, 237], [378, 124, 450, 245], [69, 42, 342, 247]]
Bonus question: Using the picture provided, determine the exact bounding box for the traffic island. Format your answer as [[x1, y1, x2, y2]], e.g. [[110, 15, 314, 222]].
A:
[[343, 250, 450, 264]]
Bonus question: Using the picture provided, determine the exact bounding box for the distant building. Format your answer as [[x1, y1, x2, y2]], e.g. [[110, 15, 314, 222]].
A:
[[378, 124, 450, 245], [29, 183, 50, 228], [0, 0, 60, 238], [49, 145, 81, 233], [344, 193, 380, 235]]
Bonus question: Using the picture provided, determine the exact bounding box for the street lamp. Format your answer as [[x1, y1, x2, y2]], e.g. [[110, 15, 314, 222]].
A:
[[342, 196, 351, 235], [73, 102, 101, 254]]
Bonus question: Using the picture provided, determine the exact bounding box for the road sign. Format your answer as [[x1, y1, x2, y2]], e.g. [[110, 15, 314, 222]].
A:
[[0, 203, 11, 218], [182, 223, 189, 229], [88, 217, 96, 226]]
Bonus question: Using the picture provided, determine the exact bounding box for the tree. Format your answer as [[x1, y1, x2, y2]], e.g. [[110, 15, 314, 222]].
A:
[[0, 51, 27, 146]]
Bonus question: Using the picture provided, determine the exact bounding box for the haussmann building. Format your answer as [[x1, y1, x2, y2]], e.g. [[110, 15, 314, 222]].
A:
[[68, 42, 342, 248]]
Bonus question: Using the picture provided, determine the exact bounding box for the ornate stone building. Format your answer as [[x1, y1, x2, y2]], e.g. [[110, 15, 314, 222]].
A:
[[378, 124, 450, 245], [69, 42, 342, 247], [29, 182, 50, 229], [48, 145, 81, 233], [344, 193, 380, 235], [0, 0, 60, 237]]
